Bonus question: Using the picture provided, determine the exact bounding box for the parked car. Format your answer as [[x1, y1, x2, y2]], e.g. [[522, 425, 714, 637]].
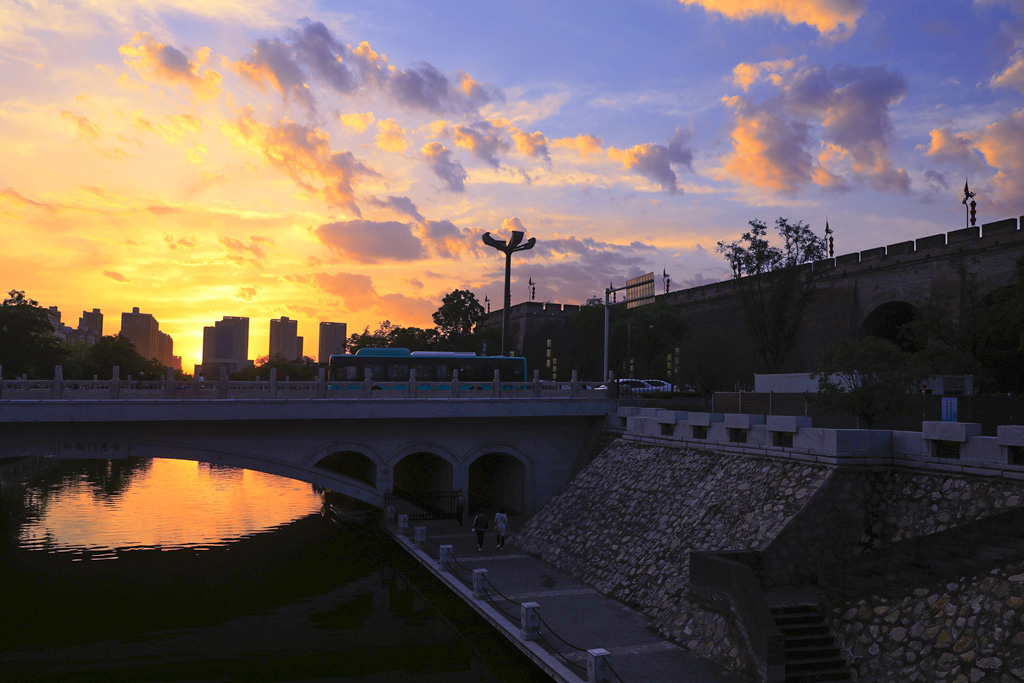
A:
[[596, 378, 677, 394], [640, 379, 681, 393]]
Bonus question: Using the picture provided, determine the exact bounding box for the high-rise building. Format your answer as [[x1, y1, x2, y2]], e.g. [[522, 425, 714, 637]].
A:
[[46, 306, 74, 341], [120, 307, 160, 360], [319, 322, 348, 362], [269, 316, 303, 361], [200, 316, 251, 376], [79, 308, 103, 337]]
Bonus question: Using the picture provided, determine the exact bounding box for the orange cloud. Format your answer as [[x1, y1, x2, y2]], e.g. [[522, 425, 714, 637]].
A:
[[340, 111, 375, 132], [732, 58, 798, 90], [973, 109, 1024, 211], [226, 108, 378, 215], [551, 134, 603, 159], [375, 118, 408, 152], [103, 270, 129, 282], [677, 0, 865, 34], [991, 54, 1024, 94], [511, 129, 550, 163], [60, 111, 101, 140], [120, 32, 221, 99], [606, 130, 693, 193]]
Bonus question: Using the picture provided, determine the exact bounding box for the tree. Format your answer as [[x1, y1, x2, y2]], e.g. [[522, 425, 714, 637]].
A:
[[84, 334, 164, 379], [716, 218, 827, 372], [0, 290, 66, 378], [231, 354, 319, 380], [812, 337, 925, 428], [346, 320, 438, 353], [433, 289, 484, 350]]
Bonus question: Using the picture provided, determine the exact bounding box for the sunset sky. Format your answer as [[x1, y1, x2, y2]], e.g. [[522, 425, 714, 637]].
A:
[[3, 0, 1023, 370]]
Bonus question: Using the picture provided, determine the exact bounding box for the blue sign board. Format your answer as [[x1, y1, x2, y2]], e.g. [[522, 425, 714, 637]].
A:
[[941, 397, 958, 422]]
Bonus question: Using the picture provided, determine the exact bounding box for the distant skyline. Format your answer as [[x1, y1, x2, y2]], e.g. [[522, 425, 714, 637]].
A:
[[3, 0, 1023, 369]]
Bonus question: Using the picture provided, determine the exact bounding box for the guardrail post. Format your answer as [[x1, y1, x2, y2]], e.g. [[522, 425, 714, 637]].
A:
[[519, 602, 540, 640], [52, 365, 63, 399], [452, 369, 460, 398], [409, 369, 417, 398], [317, 367, 326, 398], [492, 369, 500, 398], [164, 367, 174, 398], [439, 544, 454, 571], [270, 368, 278, 398], [397, 513, 409, 536], [0, 365, 3, 398], [472, 568, 488, 598], [363, 368, 372, 398], [532, 370, 540, 397], [414, 526, 426, 549], [110, 366, 120, 399], [218, 367, 228, 398], [587, 649, 612, 682], [571, 370, 579, 397]]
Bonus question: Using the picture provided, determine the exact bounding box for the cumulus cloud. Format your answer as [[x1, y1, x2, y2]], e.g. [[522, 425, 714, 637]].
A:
[[921, 127, 984, 170], [452, 121, 508, 167], [236, 286, 258, 301], [367, 195, 424, 221], [219, 235, 268, 264], [312, 272, 378, 310], [103, 270, 129, 282], [340, 111, 375, 132], [230, 38, 313, 109], [511, 129, 551, 163], [677, 0, 866, 34], [375, 118, 408, 152], [120, 32, 221, 99], [316, 219, 426, 263], [420, 219, 476, 258], [60, 111, 101, 140], [991, 54, 1024, 93], [607, 129, 694, 193], [289, 20, 357, 94], [421, 141, 467, 191], [722, 62, 909, 193], [164, 234, 197, 249], [391, 62, 503, 114], [227, 108, 378, 215], [551, 133, 603, 159]]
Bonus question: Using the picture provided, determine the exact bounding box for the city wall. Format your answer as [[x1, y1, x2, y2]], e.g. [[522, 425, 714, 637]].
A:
[[510, 411, 1024, 681]]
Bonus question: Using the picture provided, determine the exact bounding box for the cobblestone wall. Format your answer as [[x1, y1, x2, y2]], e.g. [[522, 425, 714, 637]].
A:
[[510, 439, 831, 675], [829, 561, 1024, 681]]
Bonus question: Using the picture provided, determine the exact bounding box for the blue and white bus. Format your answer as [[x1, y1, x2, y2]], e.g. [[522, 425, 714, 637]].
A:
[[329, 348, 528, 382]]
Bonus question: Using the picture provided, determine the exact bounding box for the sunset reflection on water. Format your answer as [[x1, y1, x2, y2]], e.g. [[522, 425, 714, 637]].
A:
[[18, 458, 321, 556]]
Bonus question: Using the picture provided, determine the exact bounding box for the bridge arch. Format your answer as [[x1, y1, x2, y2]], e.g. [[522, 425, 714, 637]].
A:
[[305, 441, 384, 489], [859, 300, 920, 351], [464, 445, 533, 515], [388, 443, 458, 494]]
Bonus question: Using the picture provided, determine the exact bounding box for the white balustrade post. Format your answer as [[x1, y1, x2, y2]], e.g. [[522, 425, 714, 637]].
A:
[[53, 365, 63, 399], [397, 513, 409, 536], [385, 503, 396, 521], [472, 568, 488, 599], [571, 370, 579, 397], [519, 602, 540, 640], [317, 366, 326, 398], [532, 369, 540, 397], [165, 367, 174, 398], [270, 367, 278, 399], [414, 526, 426, 549], [363, 368, 372, 398], [452, 369, 460, 398], [492, 369, 500, 398], [439, 544, 454, 571], [587, 649, 612, 683], [110, 366, 120, 399], [218, 366, 228, 398]]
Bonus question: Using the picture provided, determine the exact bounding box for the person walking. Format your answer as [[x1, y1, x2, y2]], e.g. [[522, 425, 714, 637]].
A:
[[472, 510, 489, 551], [493, 507, 509, 550], [455, 492, 465, 527]]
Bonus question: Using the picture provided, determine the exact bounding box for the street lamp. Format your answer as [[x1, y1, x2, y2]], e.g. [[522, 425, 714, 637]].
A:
[[482, 229, 536, 356]]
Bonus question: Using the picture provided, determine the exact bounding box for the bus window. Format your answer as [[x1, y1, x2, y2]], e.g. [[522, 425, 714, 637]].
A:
[[344, 365, 359, 380], [413, 364, 433, 381], [387, 363, 408, 381]]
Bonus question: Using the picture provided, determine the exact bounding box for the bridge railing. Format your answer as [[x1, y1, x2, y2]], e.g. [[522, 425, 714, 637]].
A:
[[0, 370, 609, 400]]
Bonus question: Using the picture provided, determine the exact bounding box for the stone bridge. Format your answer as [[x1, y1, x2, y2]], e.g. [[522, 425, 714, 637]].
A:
[[0, 395, 611, 515]]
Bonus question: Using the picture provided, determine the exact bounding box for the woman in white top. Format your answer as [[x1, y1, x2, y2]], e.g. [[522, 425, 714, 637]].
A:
[[493, 507, 509, 550]]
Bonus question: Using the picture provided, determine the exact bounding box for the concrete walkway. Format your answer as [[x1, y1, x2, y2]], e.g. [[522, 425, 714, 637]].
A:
[[385, 517, 740, 683]]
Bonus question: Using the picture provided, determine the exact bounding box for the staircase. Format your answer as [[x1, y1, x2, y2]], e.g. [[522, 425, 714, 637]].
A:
[[771, 604, 850, 682]]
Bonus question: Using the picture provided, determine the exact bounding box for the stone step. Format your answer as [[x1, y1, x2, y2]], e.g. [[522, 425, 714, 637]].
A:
[[777, 622, 830, 637], [785, 667, 851, 682], [774, 613, 825, 627], [771, 604, 818, 615], [784, 644, 841, 661], [783, 633, 835, 648], [786, 655, 849, 673]]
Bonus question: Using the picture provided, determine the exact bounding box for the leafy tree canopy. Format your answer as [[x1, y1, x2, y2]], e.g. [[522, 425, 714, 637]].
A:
[[433, 289, 484, 346], [813, 337, 925, 428], [0, 290, 66, 378]]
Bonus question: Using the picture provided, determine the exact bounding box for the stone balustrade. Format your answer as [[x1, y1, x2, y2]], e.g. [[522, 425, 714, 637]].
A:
[[612, 406, 1024, 480]]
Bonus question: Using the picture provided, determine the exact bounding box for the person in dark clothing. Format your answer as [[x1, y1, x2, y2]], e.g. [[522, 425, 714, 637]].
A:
[[472, 511, 488, 550], [455, 493, 464, 526], [493, 506, 509, 549]]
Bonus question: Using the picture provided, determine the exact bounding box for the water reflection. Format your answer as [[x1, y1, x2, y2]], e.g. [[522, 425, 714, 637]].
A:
[[17, 458, 320, 556]]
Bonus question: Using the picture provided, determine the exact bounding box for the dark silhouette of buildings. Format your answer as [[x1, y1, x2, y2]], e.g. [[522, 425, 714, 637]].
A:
[[269, 316, 303, 361], [318, 322, 347, 362], [200, 316, 252, 376]]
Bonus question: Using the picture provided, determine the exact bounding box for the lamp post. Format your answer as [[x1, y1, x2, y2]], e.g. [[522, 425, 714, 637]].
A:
[[482, 229, 536, 357]]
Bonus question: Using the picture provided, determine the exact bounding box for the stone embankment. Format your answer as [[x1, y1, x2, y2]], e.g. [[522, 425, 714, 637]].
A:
[[511, 437, 1024, 681]]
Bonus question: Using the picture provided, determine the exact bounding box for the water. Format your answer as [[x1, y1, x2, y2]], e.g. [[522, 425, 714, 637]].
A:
[[0, 457, 548, 682]]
